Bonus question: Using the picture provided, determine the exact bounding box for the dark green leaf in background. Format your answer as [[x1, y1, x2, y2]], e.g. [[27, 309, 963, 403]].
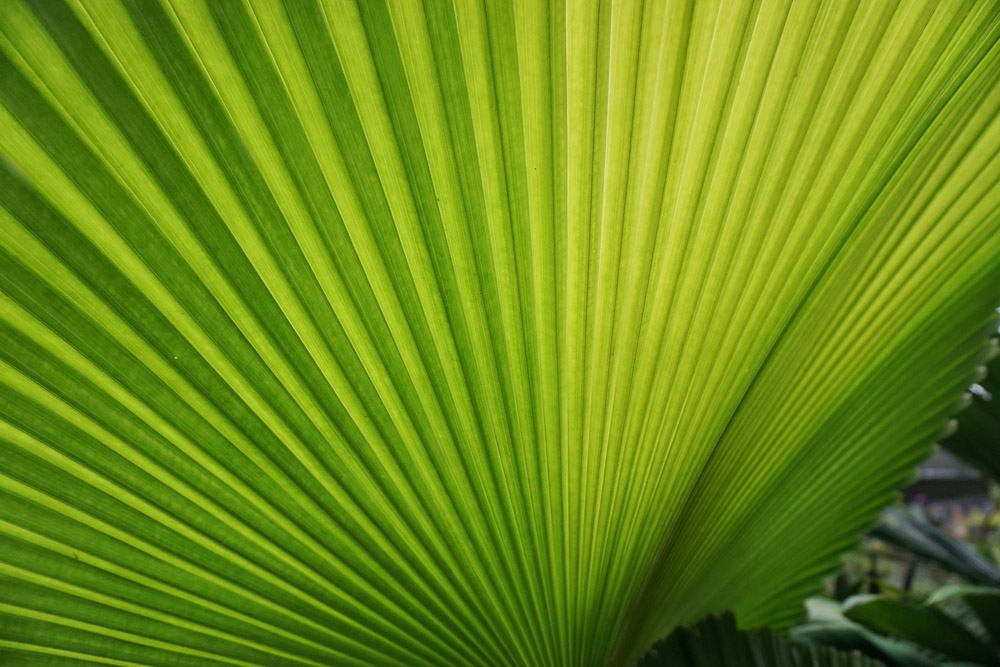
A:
[[942, 351, 1000, 482], [873, 508, 1000, 588], [640, 611, 884, 667], [795, 589, 1000, 667]]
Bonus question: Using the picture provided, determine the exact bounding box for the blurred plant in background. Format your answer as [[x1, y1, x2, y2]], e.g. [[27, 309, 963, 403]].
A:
[[652, 346, 1000, 667], [787, 346, 1000, 667], [940, 343, 1000, 482], [829, 499, 1000, 601], [791, 503, 1000, 666], [641, 612, 882, 667]]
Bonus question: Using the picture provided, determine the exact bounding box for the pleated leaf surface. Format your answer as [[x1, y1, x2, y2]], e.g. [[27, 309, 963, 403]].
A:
[[2, 0, 1000, 665]]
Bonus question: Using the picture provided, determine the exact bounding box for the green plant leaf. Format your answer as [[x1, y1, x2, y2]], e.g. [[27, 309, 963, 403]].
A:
[[872, 508, 1000, 587], [2, 0, 1000, 665], [791, 620, 941, 667], [794, 598, 943, 667], [942, 350, 1000, 481], [640, 611, 884, 667], [843, 594, 997, 665], [929, 586, 1000, 653], [795, 590, 1000, 667]]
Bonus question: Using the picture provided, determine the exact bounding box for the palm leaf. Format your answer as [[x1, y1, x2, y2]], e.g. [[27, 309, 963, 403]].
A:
[[1, 0, 1000, 665]]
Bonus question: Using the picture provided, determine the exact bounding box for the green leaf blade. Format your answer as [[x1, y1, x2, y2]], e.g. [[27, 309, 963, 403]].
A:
[[2, 0, 1000, 664]]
